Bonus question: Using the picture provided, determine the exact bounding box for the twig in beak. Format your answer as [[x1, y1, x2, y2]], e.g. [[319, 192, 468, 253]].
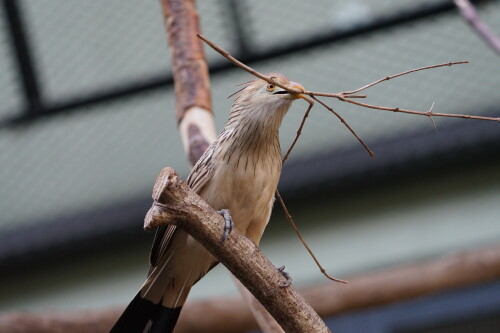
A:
[[283, 95, 314, 164]]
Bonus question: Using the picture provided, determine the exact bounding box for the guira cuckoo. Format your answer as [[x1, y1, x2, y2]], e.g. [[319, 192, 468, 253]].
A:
[[111, 73, 305, 332]]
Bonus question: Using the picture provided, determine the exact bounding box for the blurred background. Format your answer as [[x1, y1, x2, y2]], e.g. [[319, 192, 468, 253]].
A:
[[1, 0, 500, 332]]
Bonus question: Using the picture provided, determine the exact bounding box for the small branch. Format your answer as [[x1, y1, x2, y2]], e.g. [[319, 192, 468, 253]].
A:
[[311, 96, 375, 158], [196, 36, 376, 158], [276, 190, 347, 284], [454, 0, 500, 54], [302, 61, 468, 100], [337, 96, 500, 122], [342, 61, 469, 95], [282, 96, 314, 163], [197, 34, 303, 96], [426, 102, 438, 132], [198, 34, 500, 158], [145, 167, 330, 333]]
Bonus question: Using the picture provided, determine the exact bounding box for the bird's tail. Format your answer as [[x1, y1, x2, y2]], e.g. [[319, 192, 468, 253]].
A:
[[110, 265, 192, 333], [110, 291, 185, 333], [110, 228, 217, 332]]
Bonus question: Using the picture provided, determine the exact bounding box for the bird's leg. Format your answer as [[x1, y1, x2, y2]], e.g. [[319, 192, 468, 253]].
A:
[[217, 209, 234, 242], [276, 265, 292, 288]]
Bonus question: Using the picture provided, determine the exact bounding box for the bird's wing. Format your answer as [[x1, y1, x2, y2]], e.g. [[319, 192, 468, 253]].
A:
[[149, 143, 217, 268], [185, 141, 218, 192]]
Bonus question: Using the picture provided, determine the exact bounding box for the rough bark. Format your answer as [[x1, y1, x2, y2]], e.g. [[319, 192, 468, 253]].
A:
[[162, 0, 216, 166]]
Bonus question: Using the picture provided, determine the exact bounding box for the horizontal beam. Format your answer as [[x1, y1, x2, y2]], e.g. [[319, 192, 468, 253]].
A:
[[1, 244, 499, 332]]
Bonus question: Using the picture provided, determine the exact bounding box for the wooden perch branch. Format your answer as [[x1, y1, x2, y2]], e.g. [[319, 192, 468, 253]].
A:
[[144, 167, 330, 333]]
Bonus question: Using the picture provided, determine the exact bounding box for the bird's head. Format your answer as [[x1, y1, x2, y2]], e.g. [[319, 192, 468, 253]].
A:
[[233, 72, 305, 109], [227, 73, 305, 136]]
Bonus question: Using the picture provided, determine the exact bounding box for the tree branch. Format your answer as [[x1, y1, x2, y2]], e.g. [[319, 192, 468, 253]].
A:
[[342, 61, 469, 95], [198, 33, 500, 125], [162, 0, 216, 165], [144, 167, 330, 333]]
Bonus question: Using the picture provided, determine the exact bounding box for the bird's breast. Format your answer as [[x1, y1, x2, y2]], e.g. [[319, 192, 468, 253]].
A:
[[199, 146, 282, 243]]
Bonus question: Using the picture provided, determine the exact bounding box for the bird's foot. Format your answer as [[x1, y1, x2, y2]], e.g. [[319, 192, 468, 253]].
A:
[[276, 265, 292, 288], [217, 209, 234, 242]]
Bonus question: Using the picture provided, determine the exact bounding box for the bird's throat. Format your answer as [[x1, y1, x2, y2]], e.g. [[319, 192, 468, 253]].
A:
[[219, 102, 291, 168]]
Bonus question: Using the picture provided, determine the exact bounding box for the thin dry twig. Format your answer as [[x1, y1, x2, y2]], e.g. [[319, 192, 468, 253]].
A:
[[427, 102, 438, 132], [336, 96, 500, 122], [280, 97, 349, 284], [199, 33, 500, 125], [302, 61, 468, 100], [275, 190, 348, 284], [280, 99, 359, 283], [282, 96, 314, 163], [312, 96, 375, 157], [197, 34, 374, 156], [342, 61, 469, 95], [198, 34, 302, 95]]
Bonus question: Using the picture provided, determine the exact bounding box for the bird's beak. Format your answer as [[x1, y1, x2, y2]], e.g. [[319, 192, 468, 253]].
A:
[[289, 82, 305, 99]]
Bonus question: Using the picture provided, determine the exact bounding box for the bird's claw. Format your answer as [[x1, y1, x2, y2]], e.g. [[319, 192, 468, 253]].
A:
[[276, 265, 292, 288], [218, 209, 234, 242]]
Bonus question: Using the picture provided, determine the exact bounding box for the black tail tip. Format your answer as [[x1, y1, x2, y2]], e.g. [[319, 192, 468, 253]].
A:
[[110, 293, 182, 333]]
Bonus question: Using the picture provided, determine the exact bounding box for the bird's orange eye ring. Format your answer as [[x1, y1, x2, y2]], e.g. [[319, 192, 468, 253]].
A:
[[266, 83, 275, 91]]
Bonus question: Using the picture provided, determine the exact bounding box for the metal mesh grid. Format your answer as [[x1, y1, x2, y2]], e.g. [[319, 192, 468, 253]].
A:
[[20, 0, 233, 102], [198, 0, 239, 61], [0, 1, 499, 232], [0, 90, 188, 230], [244, 0, 439, 51], [20, 0, 170, 100]]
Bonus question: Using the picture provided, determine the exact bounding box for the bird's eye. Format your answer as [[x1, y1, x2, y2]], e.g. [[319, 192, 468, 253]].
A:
[[266, 83, 275, 91]]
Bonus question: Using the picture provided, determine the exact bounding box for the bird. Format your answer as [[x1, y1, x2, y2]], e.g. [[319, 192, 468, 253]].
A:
[[110, 73, 305, 333]]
